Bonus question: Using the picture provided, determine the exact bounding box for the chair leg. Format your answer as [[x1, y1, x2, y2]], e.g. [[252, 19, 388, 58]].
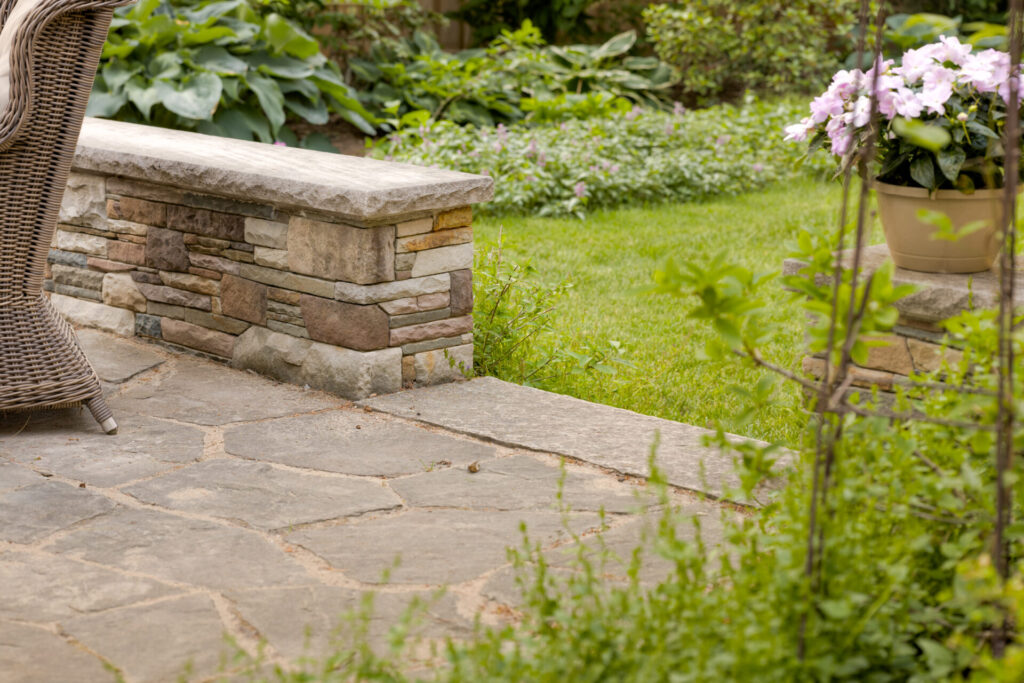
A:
[[86, 396, 117, 435]]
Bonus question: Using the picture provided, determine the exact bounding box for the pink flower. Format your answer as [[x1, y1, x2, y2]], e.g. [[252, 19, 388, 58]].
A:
[[826, 116, 850, 155], [784, 117, 815, 142], [830, 69, 862, 98], [920, 66, 955, 114], [937, 35, 973, 65], [896, 46, 940, 83], [574, 181, 586, 199], [850, 96, 872, 128], [959, 49, 1007, 92], [892, 88, 924, 118], [673, 101, 685, 116], [752, 162, 764, 173], [810, 90, 844, 123], [998, 75, 1022, 107]]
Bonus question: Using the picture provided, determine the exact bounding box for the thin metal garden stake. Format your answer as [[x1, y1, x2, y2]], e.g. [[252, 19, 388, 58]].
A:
[[992, 0, 1022, 659], [799, 0, 881, 661]]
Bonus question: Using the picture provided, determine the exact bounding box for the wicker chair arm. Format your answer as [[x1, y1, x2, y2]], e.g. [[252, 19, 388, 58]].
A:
[[0, 0, 133, 153], [0, 0, 18, 27]]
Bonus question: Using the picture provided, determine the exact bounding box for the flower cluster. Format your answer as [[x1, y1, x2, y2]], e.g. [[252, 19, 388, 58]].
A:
[[786, 37, 1023, 190]]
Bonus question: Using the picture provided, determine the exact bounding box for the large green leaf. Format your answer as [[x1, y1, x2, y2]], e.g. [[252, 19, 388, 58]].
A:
[[126, 0, 161, 22], [263, 13, 319, 59], [211, 107, 272, 142], [125, 77, 163, 119], [147, 52, 183, 80], [218, 17, 259, 43], [348, 58, 382, 83], [220, 76, 242, 101], [334, 106, 376, 136], [245, 73, 286, 132], [910, 155, 937, 190], [102, 38, 138, 60], [193, 45, 248, 75], [136, 14, 177, 47], [311, 67, 370, 114], [102, 61, 139, 91], [182, 26, 237, 46], [893, 117, 951, 152], [278, 78, 319, 102], [593, 31, 637, 61], [156, 72, 223, 120], [246, 51, 316, 79], [284, 94, 328, 125], [936, 146, 966, 183], [87, 89, 128, 117], [299, 132, 338, 154], [181, 0, 246, 26]]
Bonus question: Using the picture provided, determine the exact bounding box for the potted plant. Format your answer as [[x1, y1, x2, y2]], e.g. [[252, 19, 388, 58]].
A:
[[785, 36, 1023, 273]]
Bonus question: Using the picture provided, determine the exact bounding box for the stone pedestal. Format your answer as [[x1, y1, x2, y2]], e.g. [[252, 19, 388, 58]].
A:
[[49, 118, 492, 399], [782, 244, 1022, 397]]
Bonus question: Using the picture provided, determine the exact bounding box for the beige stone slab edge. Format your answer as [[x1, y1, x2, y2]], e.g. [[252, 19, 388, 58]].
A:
[[73, 118, 494, 223]]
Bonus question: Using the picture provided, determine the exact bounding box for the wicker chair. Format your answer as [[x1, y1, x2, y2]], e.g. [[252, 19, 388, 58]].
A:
[[0, 0, 131, 434]]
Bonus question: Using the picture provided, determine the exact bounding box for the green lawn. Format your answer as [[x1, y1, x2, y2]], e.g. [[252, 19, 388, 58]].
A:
[[474, 177, 846, 445]]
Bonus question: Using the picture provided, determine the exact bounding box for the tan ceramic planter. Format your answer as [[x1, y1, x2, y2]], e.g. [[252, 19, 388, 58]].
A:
[[875, 181, 1010, 274]]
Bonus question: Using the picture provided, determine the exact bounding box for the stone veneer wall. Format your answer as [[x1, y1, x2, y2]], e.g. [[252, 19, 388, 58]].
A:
[[48, 118, 493, 399], [782, 244, 1018, 400]]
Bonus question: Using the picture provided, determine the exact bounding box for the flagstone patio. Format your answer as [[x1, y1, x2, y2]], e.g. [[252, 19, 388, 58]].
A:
[[0, 330, 744, 682]]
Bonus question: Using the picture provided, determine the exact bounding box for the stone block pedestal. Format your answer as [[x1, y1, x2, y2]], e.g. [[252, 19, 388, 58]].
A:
[[50, 118, 493, 399], [782, 244, 1016, 398]]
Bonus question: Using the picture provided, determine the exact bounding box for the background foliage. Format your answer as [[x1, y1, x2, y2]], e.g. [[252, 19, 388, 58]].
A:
[[90, 0, 375, 148], [374, 98, 829, 217], [644, 0, 858, 107], [350, 22, 675, 128]]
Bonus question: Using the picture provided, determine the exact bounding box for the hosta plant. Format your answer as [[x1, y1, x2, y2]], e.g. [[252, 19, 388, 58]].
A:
[[350, 22, 676, 128], [90, 0, 376, 149], [786, 36, 1024, 192]]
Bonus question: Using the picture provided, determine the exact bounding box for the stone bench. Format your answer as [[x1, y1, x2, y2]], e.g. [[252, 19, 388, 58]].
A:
[[783, 243, 1020, 399], [49, 118, 493, 399]]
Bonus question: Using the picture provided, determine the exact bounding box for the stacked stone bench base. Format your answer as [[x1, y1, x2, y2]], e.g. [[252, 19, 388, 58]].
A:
[[48, 118, 492, 399]]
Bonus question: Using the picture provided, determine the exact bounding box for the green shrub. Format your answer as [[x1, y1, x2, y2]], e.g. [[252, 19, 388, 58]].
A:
[[91, 0, 376, 148], [473, 235, 630, 385], [304, 0, 445, 74], [451, 0, 600, 45], [351, 22, 675, 128], [373, 98, 829, 218], [883, 12, 1008, 54], [644, 0, 857, 107]]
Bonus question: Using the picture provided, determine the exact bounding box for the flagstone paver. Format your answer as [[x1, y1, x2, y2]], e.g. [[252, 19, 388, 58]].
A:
[[288, 509, 604, 585], [76, 327, 164, 383], [223, 411, 494, 476], [1, 412, 204, 487], [225, 586, 473, 662], [62, 595, 227, 683], [0, 550, 180, 622], [48, 507, 314, 591], [362, 376, 774, 498], [0, 481, 117, 544], [0, 622, 113, 683], [110, 359, 342, 425], [388, 454, 654, 513], [123, 459, 403, 530], [0, 329, 741, 682]]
